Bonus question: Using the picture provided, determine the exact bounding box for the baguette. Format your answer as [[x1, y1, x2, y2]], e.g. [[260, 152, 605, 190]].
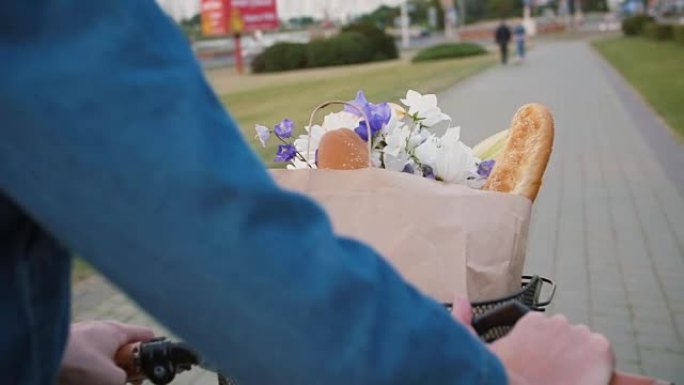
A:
[[483, 103, 554, 202]]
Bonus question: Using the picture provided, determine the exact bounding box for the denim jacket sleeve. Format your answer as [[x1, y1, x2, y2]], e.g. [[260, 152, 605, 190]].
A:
[[0, 1, 506, 384]]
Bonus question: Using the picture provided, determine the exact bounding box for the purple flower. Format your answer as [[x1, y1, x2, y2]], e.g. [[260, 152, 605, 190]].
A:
[[402, 163, 415, 174], [274, 119, 294, 139], [354, 121, 372, 142], [477, 159, 496, 178], [368, 102, 391, 131], [345, 90, 369, 115], [422, 165, 436, 180], [274, 144, 297, 162], [347, 90, 392, 141]]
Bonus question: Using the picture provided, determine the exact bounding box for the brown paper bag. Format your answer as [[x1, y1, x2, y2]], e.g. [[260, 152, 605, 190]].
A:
[[271, 167, 532, 302]]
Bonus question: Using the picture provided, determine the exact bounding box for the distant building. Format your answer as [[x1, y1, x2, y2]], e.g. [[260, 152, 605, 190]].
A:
[[649, 0, 684, 16]]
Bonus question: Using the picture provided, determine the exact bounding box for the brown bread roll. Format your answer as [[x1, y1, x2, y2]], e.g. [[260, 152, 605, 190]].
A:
[[317, 128, 370, 170], [483, 103, 554, 202]]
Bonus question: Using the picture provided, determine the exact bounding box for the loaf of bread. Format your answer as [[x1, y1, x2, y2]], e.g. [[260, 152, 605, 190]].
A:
[[317, 128, 370, 170], [483, 103, 554, 202]]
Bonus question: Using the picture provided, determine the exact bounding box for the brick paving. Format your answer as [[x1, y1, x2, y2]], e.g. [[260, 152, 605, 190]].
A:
[[439, 39, 684, 382], [71, 39, 684, 384]]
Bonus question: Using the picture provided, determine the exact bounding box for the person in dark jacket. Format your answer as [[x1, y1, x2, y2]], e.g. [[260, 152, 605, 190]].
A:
[[495, 20, 513, 64]]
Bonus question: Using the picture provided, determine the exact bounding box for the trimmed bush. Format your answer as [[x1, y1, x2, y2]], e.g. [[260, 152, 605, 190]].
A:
[[341, 21, 398, 61], [251, 23, 397, 73], [644, 22, 674, 41], [306, 32, 373, 68], [412, 43, 487, 62], [621, 14, 655, 36], [251, 42, 308, 73], [674, 25, 684, 45]]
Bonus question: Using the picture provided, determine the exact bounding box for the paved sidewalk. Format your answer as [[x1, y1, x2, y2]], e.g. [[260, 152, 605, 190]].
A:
[[439, 40, 684, 381], [72, 40, 684, 383]]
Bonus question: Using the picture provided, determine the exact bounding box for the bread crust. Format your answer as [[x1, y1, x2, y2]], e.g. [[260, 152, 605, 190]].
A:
[[483, 104, 554, 201], [317, 128, 370, 170]]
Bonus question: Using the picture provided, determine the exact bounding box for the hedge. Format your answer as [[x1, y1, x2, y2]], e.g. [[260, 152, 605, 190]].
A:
[[644, 22, 674, 41], [412, 43, 487, 62], [250, 42, 308, 73], [674, 25, 684, 45], [251, 22, 398, 73], [306, 32, 373, 68], [621, 14, 655, 36], [341, 21, 398, 61]]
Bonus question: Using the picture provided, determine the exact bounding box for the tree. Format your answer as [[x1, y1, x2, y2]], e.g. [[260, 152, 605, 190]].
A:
[[581, 0, 609, 12], [487, 0, 522, 18], [360, 5, 401, 29], [288, 16, 316, 28], [463, 0, 489, 23], [179, 14, 202, 40], [180, 14, 201, 28], [459, 0, 522, 24], [404, 0, 446, 29]]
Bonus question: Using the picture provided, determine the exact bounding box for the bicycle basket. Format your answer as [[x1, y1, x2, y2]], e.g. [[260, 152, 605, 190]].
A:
[[444, 275, 556, 342]]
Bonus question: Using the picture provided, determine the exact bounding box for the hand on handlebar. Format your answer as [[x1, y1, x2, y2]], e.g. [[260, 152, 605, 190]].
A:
[[450, 296, 615, 385], [58, 320, 155, 385]]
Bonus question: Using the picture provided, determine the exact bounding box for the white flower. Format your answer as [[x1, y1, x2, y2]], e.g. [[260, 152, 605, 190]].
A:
[[254, 124, 270, 147], [322, 111, 361, 131], [388, 102, 407, 120], [383, 151, 410, 172], [383, 123, 411, 157], [371, 149, 383, 168], [441, 125, 462, 143], [407, 126, 429, 151], [400, 90, 451, 127], [434, 141, 478, 184], [414, 134, 439, 168], [286, 158, 311, 170], [381, 105, 404, 136], [465, 174, 488, 189], [291, 125, 324, 168], [434, 126, 479, 184]]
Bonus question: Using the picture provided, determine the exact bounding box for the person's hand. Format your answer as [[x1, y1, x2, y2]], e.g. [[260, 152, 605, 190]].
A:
[[450, 297, 615, 385], [58, 320, 154, 385], [491, 312, 614, 385]]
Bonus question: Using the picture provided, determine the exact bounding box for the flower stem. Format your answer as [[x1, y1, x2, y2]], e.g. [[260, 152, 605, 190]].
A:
[[276, 134, 312, 168]]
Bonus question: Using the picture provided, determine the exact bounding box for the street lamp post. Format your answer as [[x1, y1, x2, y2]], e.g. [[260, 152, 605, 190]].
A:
[[523, 0, 537, 36], [441, 0, 456, 39], [574, 0, 584, 26], [401, 0, 410, 48]]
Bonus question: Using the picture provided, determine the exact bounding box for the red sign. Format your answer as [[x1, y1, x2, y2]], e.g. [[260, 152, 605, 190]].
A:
[[226, 0, 279, 33], [201, 0, 279, 36], [201, 0, 229, 36]]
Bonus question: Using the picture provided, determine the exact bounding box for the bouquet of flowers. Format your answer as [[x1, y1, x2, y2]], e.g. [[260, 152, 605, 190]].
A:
[[255, 90, 501, 188], [263, 96, 555, 301]]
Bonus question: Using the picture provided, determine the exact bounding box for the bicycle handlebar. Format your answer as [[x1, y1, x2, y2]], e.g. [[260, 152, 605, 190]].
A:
[[115, 301, 671, 385]]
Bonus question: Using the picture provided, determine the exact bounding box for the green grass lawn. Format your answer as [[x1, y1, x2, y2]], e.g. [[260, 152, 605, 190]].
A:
[[593, 37, 684, 139], [219, 55, 496, 166], [72, 258, 94, 283]]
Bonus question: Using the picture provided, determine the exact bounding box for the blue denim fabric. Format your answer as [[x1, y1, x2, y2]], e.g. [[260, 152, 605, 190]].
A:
[[0, 196, 71, 385], [0, 1, 506, 384]]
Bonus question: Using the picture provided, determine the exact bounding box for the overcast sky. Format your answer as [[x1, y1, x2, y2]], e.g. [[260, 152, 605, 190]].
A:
[[156, 0, 405, 20]]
